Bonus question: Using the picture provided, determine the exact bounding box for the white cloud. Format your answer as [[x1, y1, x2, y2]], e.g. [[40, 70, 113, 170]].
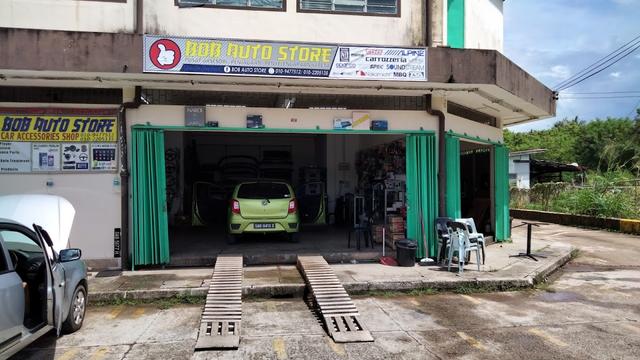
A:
[[610, 72, 622, 78], [538, 65, 571, 80]]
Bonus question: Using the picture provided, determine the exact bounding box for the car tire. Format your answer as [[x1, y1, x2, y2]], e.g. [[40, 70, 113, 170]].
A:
[[62, 284, 87, 334]]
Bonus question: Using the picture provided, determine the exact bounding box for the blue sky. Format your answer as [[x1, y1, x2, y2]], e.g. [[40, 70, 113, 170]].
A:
[[504, 0, 640, 132]]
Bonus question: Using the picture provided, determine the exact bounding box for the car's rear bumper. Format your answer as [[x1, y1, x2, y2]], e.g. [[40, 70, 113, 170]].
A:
[[228, 214, 299, 234]]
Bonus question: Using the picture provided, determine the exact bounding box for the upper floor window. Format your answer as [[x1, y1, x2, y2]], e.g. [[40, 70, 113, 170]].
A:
[[178, 0, 284, 10], [299, 0, 398, 15]]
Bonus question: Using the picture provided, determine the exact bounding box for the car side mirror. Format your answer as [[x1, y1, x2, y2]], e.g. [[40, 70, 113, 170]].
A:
[[59, 248, 82, 262]]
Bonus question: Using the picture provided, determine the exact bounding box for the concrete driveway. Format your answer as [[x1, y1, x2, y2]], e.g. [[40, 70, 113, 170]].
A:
[[12, 221, 640, 360]]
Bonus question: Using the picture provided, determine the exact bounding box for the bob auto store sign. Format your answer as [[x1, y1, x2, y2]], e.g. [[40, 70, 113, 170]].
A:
[[143, 35, 427, 81]]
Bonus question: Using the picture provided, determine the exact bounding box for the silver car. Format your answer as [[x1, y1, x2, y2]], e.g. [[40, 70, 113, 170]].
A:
[[0, 195, 87, 359]]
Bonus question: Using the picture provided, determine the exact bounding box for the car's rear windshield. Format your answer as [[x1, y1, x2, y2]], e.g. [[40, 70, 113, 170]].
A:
[[237, 183, 291, 199]]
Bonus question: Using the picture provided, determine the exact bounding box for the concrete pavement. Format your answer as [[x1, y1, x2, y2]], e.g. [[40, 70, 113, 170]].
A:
[[89, 223, 577, 301]]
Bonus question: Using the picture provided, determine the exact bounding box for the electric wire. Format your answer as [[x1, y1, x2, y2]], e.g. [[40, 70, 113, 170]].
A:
[[553, 33, 640, 90], [555, 41, 640, 91]]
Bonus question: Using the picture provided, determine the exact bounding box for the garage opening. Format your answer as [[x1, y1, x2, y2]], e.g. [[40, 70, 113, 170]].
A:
[[460, 141, 494, 237], [163, 131, 413, 266]]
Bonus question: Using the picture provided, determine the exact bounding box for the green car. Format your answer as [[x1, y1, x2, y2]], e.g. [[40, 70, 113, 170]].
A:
[[228, 181, 300, 242]]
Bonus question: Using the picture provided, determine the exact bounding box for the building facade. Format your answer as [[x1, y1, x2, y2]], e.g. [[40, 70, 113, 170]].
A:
[[0, 0, 555, 269]]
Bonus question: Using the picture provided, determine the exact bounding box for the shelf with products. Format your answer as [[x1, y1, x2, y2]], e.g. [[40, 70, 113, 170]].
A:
[[356, 139, 407, 248]]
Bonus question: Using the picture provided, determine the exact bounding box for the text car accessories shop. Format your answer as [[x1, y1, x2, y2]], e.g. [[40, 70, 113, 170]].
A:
[[123, 35, 509, 268]]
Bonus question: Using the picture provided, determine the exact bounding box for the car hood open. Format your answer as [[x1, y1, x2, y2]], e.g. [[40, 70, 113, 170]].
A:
[[0, 194, 76, 252]]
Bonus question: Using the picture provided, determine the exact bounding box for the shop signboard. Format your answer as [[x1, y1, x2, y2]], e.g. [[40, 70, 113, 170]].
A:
[[31, 143, 61, 172], [0, 109, 118, 173], [0, 141, 31, 172], [91, 143, 118, 171], [143, 35, 427, 81], [62, 143, 90, 171]]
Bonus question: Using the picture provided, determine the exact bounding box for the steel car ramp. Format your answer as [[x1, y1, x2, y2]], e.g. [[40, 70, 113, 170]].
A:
[[297, 256, 374, 343], [195, 256, 243, 350]]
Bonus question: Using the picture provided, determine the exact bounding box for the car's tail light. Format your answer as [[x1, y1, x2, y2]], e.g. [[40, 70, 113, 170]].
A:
[[288, 199, 297, 214], [231, 199, 241, 214]]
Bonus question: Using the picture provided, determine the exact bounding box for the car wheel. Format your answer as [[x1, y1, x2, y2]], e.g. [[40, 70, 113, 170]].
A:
[[63, 284, 87, 334]]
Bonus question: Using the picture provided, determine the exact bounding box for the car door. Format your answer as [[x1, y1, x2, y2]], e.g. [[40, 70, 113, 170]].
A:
[[0, 231, 25, 348], [32, 224, 66, 335]]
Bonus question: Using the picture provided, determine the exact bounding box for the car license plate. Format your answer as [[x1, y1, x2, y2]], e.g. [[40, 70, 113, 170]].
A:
[[254, 223, 275, 229]]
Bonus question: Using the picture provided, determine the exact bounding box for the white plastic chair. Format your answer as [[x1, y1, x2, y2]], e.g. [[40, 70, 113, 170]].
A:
[[456, 218, 486, 265], [447, 221, 481, 273]]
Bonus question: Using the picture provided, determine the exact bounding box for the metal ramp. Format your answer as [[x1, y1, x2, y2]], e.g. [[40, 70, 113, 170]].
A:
[[195, 256, 243, 350], [297, 256, 374, 343]]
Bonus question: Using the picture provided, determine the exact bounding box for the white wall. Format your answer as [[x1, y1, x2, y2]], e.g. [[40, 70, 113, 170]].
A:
[[445, 113, 503, 143], [509, 153, 530, 189], [145, 0, 425, 46], [464, 0, 503, 51], [0, 0, 135, 33], [0, 103, 121, 267]]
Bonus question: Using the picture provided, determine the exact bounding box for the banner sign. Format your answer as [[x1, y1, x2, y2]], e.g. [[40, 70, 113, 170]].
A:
[[0, 114, 118, 142], [0, 109, 118, 173], [143, 35, 427, 81], [0, 142, 31, 173]]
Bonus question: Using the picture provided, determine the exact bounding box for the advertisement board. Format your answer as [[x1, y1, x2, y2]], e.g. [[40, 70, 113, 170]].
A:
[[143, 35, 427, 81], [0, 109, 118, 173], [0, 142, 31, 173]]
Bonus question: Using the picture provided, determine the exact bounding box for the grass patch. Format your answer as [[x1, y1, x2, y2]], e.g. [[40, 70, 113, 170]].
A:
[[91, 294, 205, 309], [353, 283, 527, 298]]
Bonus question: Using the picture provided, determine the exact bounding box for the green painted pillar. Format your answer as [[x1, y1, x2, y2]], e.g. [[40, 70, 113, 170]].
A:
[[447, 0, 465, 48]]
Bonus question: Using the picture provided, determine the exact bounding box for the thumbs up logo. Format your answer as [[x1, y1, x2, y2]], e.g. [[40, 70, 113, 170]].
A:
[[149, 39, 181, 70]]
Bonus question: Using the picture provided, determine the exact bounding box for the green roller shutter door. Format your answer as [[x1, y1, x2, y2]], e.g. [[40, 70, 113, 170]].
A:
[[131, 127, 170, 267], [447, 0, 465, 48], [494, 144, 510, 241], [406, 134, 438, 259], [445, 134, 461, 218]]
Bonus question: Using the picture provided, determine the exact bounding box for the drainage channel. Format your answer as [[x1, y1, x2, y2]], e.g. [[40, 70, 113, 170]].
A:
[[195, 255, 373, 351], [195, 255, 243, 350]]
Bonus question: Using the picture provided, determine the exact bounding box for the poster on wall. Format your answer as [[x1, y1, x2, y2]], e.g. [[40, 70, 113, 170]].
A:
[[31, 143, 61, 172], [143, 35, 427, 81], [0, 142, 32, 173], [91, 143, 117, 171], [61, 143, 90, 171], [0, 108, 118, 173]]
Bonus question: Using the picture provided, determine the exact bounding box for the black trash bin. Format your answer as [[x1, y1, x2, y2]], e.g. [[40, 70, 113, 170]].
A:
[[396, 239, 417, 267]]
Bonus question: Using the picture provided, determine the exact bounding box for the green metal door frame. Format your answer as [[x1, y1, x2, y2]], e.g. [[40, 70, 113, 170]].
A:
[[129, 124, 437, 266], [444, 131, 510, 241], [131, 127, 170, 268], [494, 144, 511, 241], [406, 133, 438, 258]]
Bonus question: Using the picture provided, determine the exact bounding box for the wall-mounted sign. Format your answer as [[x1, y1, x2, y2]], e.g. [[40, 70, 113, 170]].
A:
[[143, 35, 427, 82], [31, 143, 61, 172], [0, 142, 31, 173], [0, 109, 118, 173], [62, 143, 90, 171], [185, 106, 205, 127], [91, 143, 118, 171], [1, 114, 118, 142]]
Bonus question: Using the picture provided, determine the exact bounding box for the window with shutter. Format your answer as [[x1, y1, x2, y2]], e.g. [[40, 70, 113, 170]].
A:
[[299, 0, 398, 15], [178, 0, 284, 10]]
